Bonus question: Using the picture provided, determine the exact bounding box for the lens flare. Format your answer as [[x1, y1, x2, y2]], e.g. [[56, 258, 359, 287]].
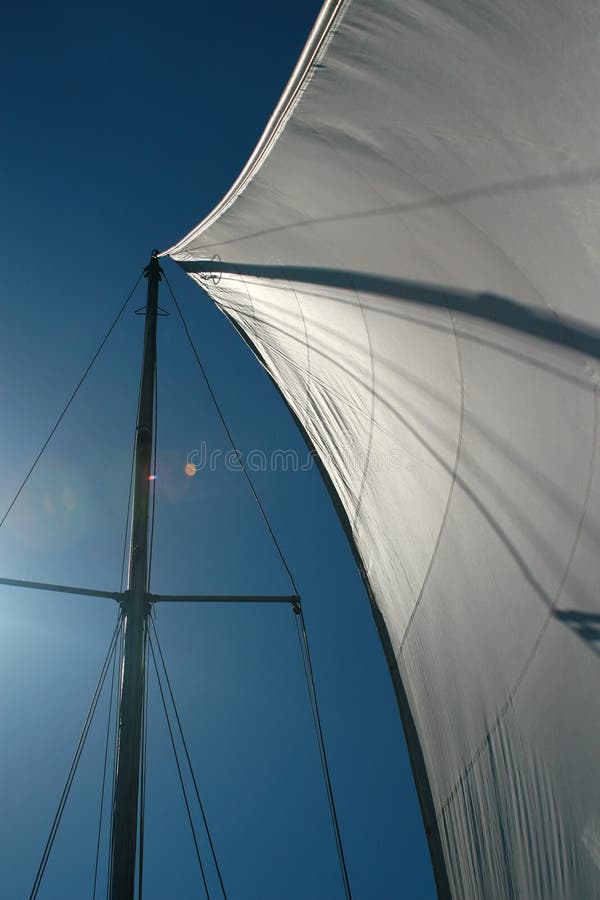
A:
[[62, 487, 77, 511], [184, 462, 196, 477]]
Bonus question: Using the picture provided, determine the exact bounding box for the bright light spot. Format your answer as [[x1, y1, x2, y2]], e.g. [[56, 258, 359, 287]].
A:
[[184, 462, 196, 477], [148, 474, 157, 481]]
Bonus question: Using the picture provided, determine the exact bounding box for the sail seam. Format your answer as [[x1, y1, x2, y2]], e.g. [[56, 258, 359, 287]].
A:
[[209, 282, 573, 630], [399, 305, 465, 652], [232, 264, 261, 342], [204, 271, 598, 880], [288, 280, 313, 428], [197, 307, 452, 898], [349, 282, 376, 528], [436, 382, 599, 821], [211, 286, 394, 441]]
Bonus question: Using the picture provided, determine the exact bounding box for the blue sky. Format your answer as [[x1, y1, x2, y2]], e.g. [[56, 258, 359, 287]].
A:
[[0, 2, 436, 897]]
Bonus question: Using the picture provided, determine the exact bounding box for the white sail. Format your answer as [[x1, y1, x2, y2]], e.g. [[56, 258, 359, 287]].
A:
[[166, 1, 600, 895]]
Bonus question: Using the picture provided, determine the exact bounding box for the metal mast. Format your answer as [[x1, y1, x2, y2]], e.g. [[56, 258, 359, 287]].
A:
[[109, 251, 161, 900]]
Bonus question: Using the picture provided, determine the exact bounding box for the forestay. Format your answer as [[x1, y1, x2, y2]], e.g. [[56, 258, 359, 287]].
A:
[[165, 1, 600, 896]]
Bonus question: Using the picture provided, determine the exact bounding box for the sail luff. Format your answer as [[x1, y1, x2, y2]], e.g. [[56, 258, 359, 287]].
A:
[[161, 0, 348, 258]]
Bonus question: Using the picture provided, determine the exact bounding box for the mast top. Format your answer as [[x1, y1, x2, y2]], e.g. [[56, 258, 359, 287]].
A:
[[144, 250, 162, 280]]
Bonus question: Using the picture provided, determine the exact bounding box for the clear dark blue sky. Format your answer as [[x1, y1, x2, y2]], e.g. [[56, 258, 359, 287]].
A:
[[0, 2, 436, 897]]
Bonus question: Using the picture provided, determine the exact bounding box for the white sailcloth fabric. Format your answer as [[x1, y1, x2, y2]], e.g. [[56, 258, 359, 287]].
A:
[[166, 1, 600, 896]]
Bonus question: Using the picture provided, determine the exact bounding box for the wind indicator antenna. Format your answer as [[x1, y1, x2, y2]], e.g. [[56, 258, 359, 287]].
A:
[[109, 250, 161, 900]]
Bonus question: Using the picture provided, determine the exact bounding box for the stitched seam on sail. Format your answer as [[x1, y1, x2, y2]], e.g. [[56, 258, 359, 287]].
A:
[[350, 282, 377, 529], [436, 383, 598, 821], [398, 304, 465, 652], [287, 279, 313, 428]]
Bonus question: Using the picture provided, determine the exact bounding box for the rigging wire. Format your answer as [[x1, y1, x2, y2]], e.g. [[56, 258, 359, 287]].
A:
[[29, 621, 121, 900], [147, 357, 159, 590], [120, 284, 152, 592], [107, 617, 126, 891], [149, 616, 228, 899], [138, 621, 150, 900], [162, 271, 300, 598], [1, 272, 145, 533], [148, 631, 211, 899], [121, 284, 159, 595], [119, 447, 136, 593], [92, 612, 121, 900], [120, 364, 144, 593], [294, 606, 353, 900], [163, 270, 353, 897]]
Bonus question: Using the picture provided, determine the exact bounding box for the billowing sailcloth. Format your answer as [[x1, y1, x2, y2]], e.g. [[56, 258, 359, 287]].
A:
[[166, 1, 600, 896]]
